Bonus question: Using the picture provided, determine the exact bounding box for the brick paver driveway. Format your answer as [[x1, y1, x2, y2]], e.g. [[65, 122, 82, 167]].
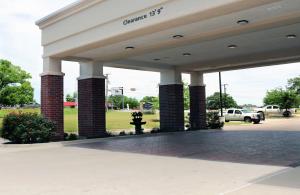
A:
[[75, 117, 300, 167]]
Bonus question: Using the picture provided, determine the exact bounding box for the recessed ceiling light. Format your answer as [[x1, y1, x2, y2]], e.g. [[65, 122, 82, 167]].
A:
[[237, 20, 249, 25], [173, 35, 184, 39], [125, 46, 135, 50], [228, 45, 237, 49], [183, 53, 191, 56], [153, 58, 161, 61], [286, 34, 297, 39]]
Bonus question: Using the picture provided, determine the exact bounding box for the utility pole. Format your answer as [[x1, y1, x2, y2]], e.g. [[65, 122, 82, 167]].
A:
[[121, 87, 124, 110], [111, 86, 124, 110], [223, 84, 228, 95], [222, 84, 228, 109], [219, 72, 223, 117], [104, 74, 110, 111]]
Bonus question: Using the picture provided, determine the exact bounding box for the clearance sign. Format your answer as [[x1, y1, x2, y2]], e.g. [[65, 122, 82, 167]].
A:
[[123, 7, 164, 26]]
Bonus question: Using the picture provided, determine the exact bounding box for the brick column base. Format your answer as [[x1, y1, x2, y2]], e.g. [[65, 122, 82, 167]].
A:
[[189, 85, 207, 130], [159, 84, 184, 131], [78, 78, 106, 138], [41, 75, 64, 140]]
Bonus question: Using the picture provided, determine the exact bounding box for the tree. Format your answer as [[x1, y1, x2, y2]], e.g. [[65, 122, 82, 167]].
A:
[[206, 92, 238, 110], [108, 95, 139, 109], [66, 92, 77, 102], [280, 90, 298, 111], [264, 88, 298, 110], [108, 95, 122, 109], [263, 88, 282, 105], [183, 82, 190, 110], [0, 59, 33, 107], [287, 76, 300, 94], [126, 97, 140, 109], [140, 96, 159, 109]]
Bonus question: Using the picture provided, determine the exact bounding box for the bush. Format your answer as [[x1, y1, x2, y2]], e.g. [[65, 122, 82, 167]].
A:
[[103, 131, 115, 138], [185, 113, 190, 130], [143, 108, 156, 115], [0, 112, 56, 144], [119, 131, 126, 136], [150, 128, 160, 134], [207, 112, 224, 129], [64, 133, 78, 141]]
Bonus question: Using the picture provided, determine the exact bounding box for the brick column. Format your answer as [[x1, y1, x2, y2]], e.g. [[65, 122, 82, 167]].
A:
[[41, 75, 64, 140], [189, 85, 207, 130], [78, 78, 106, 138], [159, 84, 184, 131]]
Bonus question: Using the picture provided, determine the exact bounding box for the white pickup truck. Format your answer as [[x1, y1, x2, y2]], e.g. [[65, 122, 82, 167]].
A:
[[254, 105, 296, 120], [224, 109, 261, 124]]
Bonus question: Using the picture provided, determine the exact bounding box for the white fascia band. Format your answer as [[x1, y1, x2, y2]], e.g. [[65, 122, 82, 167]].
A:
[[190, 72, 205, 86], [160, 69, 182, 85], [40, 57, 64, 76], [77, 61, 105, 80]]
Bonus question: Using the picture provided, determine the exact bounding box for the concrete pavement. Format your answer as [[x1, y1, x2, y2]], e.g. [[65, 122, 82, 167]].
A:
[[0, 117, 300, 194], [226, 167, 300, 195], [0, 142, 292, 195], [224, 116, 300, 131]]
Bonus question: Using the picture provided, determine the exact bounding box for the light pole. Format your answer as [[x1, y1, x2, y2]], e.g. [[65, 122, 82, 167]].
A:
[[104, 73, 110, 111], [222, 84, 228, 109], [111, 86, 124, 110], [120, 87, 124, 110], [223, 84, 228, 95], [219, 72, 224, 117]]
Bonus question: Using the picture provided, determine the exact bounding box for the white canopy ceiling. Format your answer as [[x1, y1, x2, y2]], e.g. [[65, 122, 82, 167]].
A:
[[37, 0, 300, 73]]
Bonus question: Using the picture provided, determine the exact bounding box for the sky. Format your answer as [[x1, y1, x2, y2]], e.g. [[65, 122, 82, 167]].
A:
[[1, 0, 300, 106]]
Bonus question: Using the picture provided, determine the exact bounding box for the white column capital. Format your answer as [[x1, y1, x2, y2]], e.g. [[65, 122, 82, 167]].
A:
[[160, 69, 182, 85], [40, 57, 64, 76], [190, 72, 205, 86], [77, 61, 105, 80]]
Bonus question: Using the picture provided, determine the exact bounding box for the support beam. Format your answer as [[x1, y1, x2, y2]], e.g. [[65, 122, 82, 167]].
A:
[[41, 57, 64, 140], [78, 61, 106, 138], [189, 72, 207, 130], [159, 70, 184, 132]]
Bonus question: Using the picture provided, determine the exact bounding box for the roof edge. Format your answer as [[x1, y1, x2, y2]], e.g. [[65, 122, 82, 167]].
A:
[[36, 0, 104, 28]]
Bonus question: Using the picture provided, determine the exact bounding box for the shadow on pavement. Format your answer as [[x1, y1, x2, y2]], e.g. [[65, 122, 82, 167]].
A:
[[69, 130, 300, 167], [249, 167, 300, 189]]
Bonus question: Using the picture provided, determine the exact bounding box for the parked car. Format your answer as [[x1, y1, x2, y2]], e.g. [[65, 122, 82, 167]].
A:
[[224, 108, 261, 124], [254, 105, 296, 120]]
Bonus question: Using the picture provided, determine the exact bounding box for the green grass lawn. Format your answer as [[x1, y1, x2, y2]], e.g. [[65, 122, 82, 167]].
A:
[[0, 108, 259, 134], [0, 108, 160, 133]]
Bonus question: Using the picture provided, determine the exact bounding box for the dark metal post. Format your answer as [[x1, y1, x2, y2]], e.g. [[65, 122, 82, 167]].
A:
[[223, 84, 228, 109], [219, 72, 223, 117], [121, 87, 124, 110], [105, 74, 109, 111]]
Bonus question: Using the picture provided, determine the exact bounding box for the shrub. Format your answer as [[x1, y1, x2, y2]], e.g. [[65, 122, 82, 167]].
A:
[[185, 113, 190, 130], [150, 128, 160, 134], [64, 133, 78, 141], [206, 112, 224, 129], [119, 131, 126, 136], [0, 112, 56, 144], [64, 133, 69, 140], [68, 133, 78, 140], [103, 131, 114, 137]]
